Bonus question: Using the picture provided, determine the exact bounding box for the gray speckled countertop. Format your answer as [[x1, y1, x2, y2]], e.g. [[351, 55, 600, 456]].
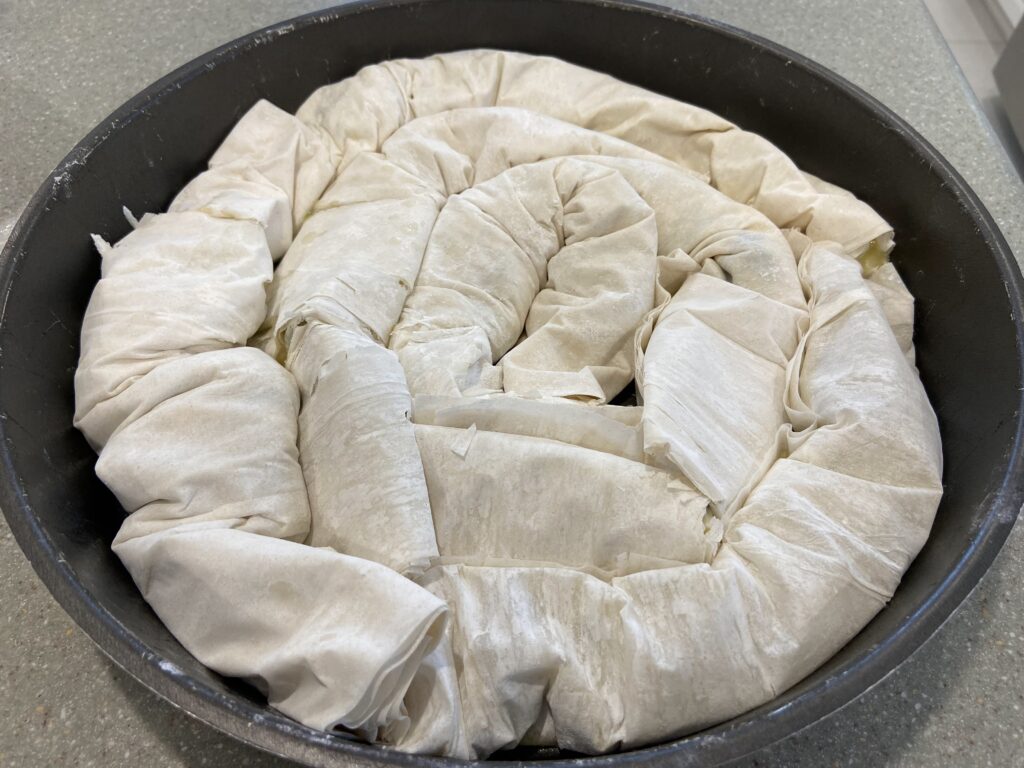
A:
[[1, 1, 1023, 766]]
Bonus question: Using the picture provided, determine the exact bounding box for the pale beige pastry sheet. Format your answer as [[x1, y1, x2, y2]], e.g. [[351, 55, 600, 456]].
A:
[[75, 103, 448, 738], [75, 49, 942, 759]]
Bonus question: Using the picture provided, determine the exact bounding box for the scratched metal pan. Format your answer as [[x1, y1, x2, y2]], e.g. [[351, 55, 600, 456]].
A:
[[0, 0, 1021, 765]]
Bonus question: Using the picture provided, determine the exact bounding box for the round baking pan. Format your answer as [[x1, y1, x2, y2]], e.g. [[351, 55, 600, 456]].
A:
[[1, 0, 1021, 765]]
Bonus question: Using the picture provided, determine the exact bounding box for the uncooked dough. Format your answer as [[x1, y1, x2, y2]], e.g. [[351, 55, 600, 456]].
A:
[[74, 50, 942, 759]]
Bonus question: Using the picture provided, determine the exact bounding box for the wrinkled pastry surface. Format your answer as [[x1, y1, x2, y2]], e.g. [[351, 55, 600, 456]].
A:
[[74, 50, 942, 758]]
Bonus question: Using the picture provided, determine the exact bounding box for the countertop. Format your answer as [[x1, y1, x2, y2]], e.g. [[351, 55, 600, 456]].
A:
[[1, 0, 1023, 766]]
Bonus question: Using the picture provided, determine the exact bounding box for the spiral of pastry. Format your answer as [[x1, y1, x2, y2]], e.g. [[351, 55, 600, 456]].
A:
[[74, 50, 942, 757]]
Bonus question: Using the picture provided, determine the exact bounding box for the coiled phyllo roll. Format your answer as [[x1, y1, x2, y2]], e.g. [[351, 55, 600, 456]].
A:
[[74, 50, 942, 757]]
